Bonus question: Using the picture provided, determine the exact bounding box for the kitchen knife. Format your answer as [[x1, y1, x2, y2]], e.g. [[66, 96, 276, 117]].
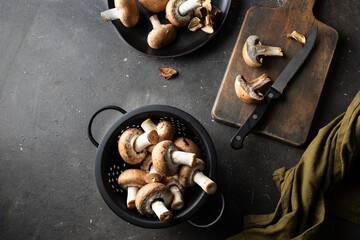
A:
[[230, 26, 318, 149]]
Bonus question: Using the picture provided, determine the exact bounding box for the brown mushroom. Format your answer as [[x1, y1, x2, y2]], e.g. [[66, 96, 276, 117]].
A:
[[117, 169, 147, 209], [141, 118, 174, 141], [135, 182, 173, 221], [234, 74, 271, 104], [118, 128, 159, 165], [147, 15, 177, 49], [174, 137, 201, 157], [163, 175, 185, 210], [243, 35, 283, 68], [100, 0, 139, 28], [179, 158, 217, 194], [152, 140, 196, 176], [139, 0, 169, 13], [166, 0, 201, 27], [140, 154, 163, 183]]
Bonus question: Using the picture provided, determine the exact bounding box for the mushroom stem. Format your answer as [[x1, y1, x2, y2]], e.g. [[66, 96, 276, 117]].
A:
[[171, 151, 196, 166], [193, 171, 217, 194], [151, 200, 173, 221], [141, 118, 157, 132], [169, 185, 184, 210], [100, 8, 121, 22], [255, 45, 283, 57], [149, 14, 162, 29], [127, 186, 139, 209], [133, 130, 159, 153], [178, 0, 201, 16]]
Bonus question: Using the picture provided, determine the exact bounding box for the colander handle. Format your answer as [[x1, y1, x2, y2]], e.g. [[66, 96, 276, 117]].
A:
[[87, 105, 127, 147], [187, 190, 225, 228]]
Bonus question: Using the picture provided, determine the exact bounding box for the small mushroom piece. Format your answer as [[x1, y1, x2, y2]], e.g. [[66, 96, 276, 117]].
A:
[[163, 175, 185, 210], [166, 0, 202, 27], [135, 182, 173, 221], [243, 35, 283, 68], [194, 7, 207, 19], [174, 137, 201, 158], [118, 128, 159, 165], [117, 169, 147, 209], [147, 15, 177, 49], [139, 0, 169, 13], [141, 118, 175, 141], [234, 74, 271, 104], [179, 158, 217, 194], [100, 0, 139, 28], [152, 140, 196, 176], [140, 154, 163, 183], [188, 17, 204, 32], [285, 30, 306, 44]]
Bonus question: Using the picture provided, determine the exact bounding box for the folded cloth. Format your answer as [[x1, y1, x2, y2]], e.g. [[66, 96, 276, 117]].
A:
[[229, 91, 360, 240]]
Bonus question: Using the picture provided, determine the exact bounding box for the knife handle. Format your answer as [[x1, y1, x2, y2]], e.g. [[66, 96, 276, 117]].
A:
[[230, 88, 281, 149]]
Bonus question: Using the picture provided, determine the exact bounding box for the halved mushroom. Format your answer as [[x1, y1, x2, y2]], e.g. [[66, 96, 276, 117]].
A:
[[174, 137, 201, 158], [166, 0, 202, 27], [118, 169, 147, 209], [163, 175, 185, 210], [152, 140, 196, 176], [139, 0, 169, 13], [135, 182, 173, 221], [147, 15, 177, 49], [118, 128, 159, 165], [140, 154, 163, 183], [179, 158, 217, 194], [100, 0, 139, 28], [234, 74, 271, 104], [243, 35, 283, 68]]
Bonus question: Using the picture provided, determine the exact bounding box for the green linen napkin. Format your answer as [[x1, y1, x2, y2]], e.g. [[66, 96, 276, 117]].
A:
[[229, 91, 360, 240]]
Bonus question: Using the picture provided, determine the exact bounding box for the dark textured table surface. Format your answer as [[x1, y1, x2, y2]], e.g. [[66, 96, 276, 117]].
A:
[[1, 0, 360, 239]]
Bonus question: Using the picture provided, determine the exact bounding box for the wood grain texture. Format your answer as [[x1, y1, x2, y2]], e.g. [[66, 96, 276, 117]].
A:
[[212, 0, 338, 146]]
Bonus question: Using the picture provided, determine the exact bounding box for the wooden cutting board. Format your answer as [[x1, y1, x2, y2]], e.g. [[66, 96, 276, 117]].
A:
[[212, 0, 338, 146]]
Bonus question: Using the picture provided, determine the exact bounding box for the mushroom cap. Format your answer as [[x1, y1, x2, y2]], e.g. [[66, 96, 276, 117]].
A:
[[234, 74, 271, 104], [117, 169, 147, 189], [152, 140, 179, 176], [166, 0, 193, 27], [179, 158, 205, 187], [157, 120, 175, 141], [173, 137, 201, 157], [135, 182, 173, 216], [114, 0, 139, 28], [118, 128, 147, 165], [243, 35, 262, 68], [147, 24, 177, 49], [139, 0, 169, 13]]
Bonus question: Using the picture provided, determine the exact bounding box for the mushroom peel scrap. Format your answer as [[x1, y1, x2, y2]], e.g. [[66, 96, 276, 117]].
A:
[[166, 0, 202, 27], [141, 118, 175, 142], [243, 35, 283, 68], [152, 140, 196, 176], [140, 154, 163, 183], [100, 0, 139, 28], [179, 158, 217, 194], [117, 169, 147, 209], [135, 182, 173, 221], [235, 74, 271, 104], [118, 128, 159, 165], [147, 15, 177, 49], [163, 175, 185, 210]]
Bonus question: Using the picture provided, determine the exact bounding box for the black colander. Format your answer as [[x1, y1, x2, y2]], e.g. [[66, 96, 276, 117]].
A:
[[88, 105, 221, 228]]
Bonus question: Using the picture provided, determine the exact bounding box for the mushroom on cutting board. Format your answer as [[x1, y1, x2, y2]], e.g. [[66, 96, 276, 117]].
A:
[[139, 0, 169, 13], [118, 128, 159, 165], [152, 140, 196, 176], [174, 137, 201, 158], [243, 35, 283, 68], [141, 118, 175, 142], [140, 154, 163, 183], [147, 15, 177, 49], [135, 182, 173, 221], [100, 0, 139, 28], [179, 158, 217, 194], [163, 175, 185, 210], [117, 169, 147, 209], [166, 0, 202, 27], [235, 74, 271, 104]]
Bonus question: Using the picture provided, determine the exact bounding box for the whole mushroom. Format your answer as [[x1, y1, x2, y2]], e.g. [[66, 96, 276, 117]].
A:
[[117, 169, 147, 209], [141, 118, 175, 142], [100, 0, 139, 28], [179, 158, 217, 194], [152, 140, 196, 176], [166, 0, 202, 27], [243, 35, 283, 68], [140, 154, 163, 183], [163, 175, 185, 210], [139, 0, 169, 13], [235, 74, 271, 104], [147, 15, 177, 49], [135, 182, 173, 221], [118, 128, 159, 165], [174, 137, 201, 158]]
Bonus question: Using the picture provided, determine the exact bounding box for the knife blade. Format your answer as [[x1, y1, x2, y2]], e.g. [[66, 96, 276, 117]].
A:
[[230, 26, 318, 149]]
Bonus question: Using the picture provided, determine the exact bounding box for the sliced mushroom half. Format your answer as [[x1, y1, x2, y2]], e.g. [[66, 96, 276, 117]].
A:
[[234, 74, 271, 104]]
